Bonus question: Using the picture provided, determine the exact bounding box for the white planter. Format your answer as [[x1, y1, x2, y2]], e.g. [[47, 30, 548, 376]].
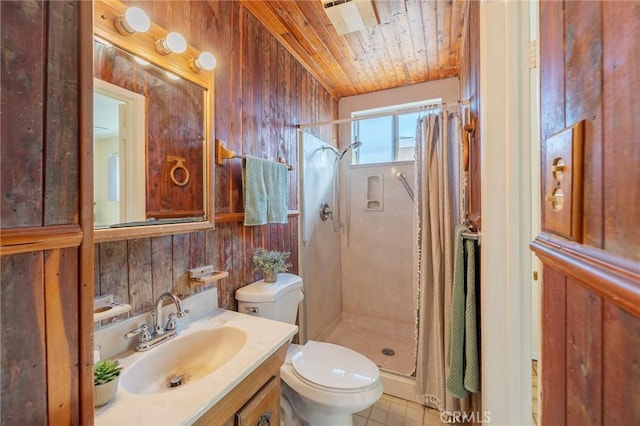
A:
[[95, 376, 119, 407]]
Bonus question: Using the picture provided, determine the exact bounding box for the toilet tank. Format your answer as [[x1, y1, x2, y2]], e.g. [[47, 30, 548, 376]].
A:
[[235, 273, 304, 324]]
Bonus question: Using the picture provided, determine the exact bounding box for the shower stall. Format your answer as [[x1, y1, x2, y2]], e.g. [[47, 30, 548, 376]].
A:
[[300, 128, 419, 400]]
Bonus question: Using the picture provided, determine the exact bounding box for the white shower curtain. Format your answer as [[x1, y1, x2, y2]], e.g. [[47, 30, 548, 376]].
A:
[[414, 111, 466, 412]]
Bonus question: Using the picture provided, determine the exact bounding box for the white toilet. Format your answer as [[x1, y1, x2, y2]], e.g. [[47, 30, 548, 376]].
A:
[[236, 273, 383, 426]]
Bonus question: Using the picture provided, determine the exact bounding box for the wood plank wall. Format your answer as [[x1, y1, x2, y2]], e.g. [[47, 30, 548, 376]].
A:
[[459, 0, 481, 226], [458, 1, 482, 421], [1, 1, 93, 424], [94, 1, 337, 320], [533, 1, 640, 424]]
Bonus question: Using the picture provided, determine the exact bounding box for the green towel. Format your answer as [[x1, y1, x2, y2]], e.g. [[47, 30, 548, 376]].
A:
[[447, 225, 469, 398], [447, 226, 480, 398], [463, 239, 479, 393], [242, 155, 288, 226]]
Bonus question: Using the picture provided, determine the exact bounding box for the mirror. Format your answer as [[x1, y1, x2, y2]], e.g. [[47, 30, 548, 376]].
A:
[[93, 0, 214, 242]]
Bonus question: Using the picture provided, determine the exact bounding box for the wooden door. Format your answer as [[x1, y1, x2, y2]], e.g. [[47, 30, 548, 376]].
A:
[[532, 1, 640, 424]]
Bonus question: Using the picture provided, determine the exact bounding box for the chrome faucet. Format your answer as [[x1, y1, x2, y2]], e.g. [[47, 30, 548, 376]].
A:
[[125, 292, 189, 352], [153, 292, 189, 335]]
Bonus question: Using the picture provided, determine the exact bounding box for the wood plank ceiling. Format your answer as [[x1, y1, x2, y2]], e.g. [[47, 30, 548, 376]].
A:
[[240, 0, 469, 99]]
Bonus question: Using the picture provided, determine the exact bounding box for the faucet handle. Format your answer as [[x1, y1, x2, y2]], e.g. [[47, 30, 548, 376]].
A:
[[165, 313, 178, 331], [166, 309, 189, 331], [124, 324, 152, 342]]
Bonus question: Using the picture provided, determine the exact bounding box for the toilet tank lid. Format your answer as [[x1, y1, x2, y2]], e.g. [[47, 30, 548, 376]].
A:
[[235, 273, 303, 303]]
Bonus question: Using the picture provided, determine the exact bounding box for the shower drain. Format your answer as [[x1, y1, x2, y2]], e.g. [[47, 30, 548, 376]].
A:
[[381, 348, 395, 356]]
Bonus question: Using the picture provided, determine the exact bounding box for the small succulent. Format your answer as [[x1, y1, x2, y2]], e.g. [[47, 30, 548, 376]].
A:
[[252, 248, 292, 275], [94, 359, 122, 385]]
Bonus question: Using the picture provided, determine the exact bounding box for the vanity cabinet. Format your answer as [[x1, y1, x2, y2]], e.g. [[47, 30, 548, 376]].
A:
[[194, 343, 286, 426], [236, 377, 280, 426]]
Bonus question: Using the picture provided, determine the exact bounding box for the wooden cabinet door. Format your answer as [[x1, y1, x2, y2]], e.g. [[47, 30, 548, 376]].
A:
[[236, 376, 280, 426]]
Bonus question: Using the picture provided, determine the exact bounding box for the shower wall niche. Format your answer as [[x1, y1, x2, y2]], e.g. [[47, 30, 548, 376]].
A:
[[365, 174, 383, 211]]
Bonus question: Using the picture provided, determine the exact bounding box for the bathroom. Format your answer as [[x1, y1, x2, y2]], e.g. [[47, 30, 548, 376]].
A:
[[2, 1, 639, 425]]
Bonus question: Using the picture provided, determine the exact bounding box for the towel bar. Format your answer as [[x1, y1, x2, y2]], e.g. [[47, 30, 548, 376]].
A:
[[462, 231, 481, 246], [215, 139, 293, 170]]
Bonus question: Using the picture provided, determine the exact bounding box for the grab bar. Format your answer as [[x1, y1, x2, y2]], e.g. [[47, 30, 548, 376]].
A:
[[396, 172, 414, 201]]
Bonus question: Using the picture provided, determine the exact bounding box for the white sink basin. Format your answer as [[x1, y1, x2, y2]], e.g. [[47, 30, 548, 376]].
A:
[[120, 326, 247, 395], [95, 308, 299, 426]]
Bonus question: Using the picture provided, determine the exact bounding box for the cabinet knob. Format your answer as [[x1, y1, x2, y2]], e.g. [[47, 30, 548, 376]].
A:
[[257, 412, 271, 426]]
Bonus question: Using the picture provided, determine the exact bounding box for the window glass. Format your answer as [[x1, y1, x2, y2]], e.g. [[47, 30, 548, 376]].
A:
[[397, 111, 421, 161], [354, 116, 393, 164], [351, 99, 440, 165]]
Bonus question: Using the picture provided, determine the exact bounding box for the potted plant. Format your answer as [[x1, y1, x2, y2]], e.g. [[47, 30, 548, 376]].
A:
[[252, 247, 292, 283], [94, 359, 122, 407]]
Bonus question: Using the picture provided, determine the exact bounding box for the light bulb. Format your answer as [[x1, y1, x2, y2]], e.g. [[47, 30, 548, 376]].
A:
[[116, 7, 150, 35], [156, 32, 187, 55], [165, 71, 180, 81], [191, 51, 217, 72], [166, 32, 187, 53]]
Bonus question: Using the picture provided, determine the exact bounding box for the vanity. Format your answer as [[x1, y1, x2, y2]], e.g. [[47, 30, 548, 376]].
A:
[[95, 289, 297, 425]]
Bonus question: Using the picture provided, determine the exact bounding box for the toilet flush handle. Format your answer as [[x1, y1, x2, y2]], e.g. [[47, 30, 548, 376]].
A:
[[244, 306, 258, 313]]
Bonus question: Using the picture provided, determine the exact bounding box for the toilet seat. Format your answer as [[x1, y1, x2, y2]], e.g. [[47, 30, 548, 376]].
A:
[[280, 342, 384, 417], [290, 341, 379, 393]]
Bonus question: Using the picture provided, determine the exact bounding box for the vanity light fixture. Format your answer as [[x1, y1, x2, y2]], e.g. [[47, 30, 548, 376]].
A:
[[190, 51, 217, 72], [114, 6, 151, 35], [155, 32, 187, 55]]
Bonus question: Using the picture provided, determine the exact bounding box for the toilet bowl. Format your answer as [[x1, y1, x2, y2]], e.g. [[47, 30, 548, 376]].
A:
[[236, 273, 383, 426], [281, 342, 383, 425]]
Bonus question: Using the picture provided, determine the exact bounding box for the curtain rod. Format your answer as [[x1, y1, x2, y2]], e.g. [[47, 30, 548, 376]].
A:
[[297, 99, 470, 130]]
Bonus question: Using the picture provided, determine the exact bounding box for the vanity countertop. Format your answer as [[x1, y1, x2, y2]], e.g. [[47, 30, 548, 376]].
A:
[[95, 309, 297, 425]]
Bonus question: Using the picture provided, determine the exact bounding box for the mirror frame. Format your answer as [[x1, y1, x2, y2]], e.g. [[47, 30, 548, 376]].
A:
[[93, 0, 214, 243]]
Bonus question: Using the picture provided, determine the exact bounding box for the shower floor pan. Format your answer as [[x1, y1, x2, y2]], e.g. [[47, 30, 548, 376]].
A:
[[323, 315, 415, 376]]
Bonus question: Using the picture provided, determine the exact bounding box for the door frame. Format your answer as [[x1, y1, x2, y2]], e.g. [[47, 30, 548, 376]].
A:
[[479, 0, 534, 424]]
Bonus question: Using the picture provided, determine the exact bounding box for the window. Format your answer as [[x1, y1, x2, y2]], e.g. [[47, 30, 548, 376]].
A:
[[351, 99, 440, 165]]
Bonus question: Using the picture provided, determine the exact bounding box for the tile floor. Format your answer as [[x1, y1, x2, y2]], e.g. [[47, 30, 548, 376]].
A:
[[352, 360, 540, 426], [352, 394, 447, 426]]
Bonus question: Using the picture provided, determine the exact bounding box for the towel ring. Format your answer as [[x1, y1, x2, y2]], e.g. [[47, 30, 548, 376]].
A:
[[167, 155, 190, 187]]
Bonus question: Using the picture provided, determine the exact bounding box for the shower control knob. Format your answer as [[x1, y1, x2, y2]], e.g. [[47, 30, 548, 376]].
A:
[[320, 202, 333, 221]]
